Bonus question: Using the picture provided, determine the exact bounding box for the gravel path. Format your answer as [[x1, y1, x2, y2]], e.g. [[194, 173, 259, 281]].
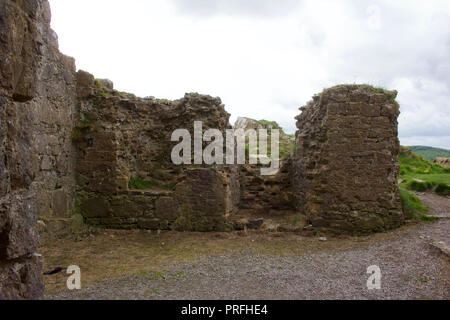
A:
[[414, 192, 450, 218], [49, 193, 449, 300]]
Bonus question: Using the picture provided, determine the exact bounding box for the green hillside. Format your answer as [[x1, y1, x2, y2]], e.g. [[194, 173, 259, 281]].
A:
[[399, 146, 450, 195], [398, 147, 450, 219], [410, 146, 450, 161]]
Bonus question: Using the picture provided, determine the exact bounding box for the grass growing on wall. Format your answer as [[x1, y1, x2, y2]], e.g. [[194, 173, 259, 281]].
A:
[[129, 175, 177, 191], [72, 120, 97, 142]]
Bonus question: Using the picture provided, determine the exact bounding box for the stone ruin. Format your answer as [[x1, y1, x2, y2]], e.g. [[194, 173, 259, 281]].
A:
[[293, 86, 403, 234], [0, 0, 404, 299], [75, 75, 238, 231], [434, 157, 450, 167]]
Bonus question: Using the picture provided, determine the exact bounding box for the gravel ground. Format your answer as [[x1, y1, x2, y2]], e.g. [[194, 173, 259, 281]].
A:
[[49, 217, 449, 300], [414, 192, 450, 218]]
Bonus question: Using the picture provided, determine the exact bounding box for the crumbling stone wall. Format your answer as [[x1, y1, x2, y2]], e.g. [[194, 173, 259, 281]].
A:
[[239, 159, 294, 213], [74, 75, 238, 231], [233, 118, 295, 213], [294, 85, 403, 234], [0, 0, 407, 300], [0, 0, 77, 299]]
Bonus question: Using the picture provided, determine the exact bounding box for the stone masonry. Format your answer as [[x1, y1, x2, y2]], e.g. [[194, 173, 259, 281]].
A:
[[1, 0, 77, 299], [0, 1, 405, 300], [294, 85, 404, 234], [74, 75, 238, 231]]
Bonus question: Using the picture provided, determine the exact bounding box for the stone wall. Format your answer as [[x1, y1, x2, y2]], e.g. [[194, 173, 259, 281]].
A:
[[233, 118, 295, 213], [0, 0, 77, 299], [294, 85, 404, 234], [0, 0, 407, 300], [239, 159, 294, 213], [74, 75, 238, 231]]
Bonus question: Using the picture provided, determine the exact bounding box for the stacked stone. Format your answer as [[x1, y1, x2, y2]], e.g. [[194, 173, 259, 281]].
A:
[[0, 0, 71, 299], [74, 74, 238, 231], [294, 85, 404, 234], [239, 159, 294, 212]]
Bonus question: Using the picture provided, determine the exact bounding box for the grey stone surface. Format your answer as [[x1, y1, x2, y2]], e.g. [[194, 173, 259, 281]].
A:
[[0, 0, 76, 299]]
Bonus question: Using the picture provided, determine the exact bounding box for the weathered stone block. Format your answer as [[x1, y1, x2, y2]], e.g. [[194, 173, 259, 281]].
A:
[[0, 192, 39, 260], [52, 189, 67, 217], [137, 217, 161, 230], [81, 197, 111, 218], [172, 169, 232, 232], [0, 254, 44, 300], [96, 79, 114, 90], [76, 70, 94, 98], [0, 0, 39, 101], [294, 85, 403, 234], [155, 197, 179, 221]]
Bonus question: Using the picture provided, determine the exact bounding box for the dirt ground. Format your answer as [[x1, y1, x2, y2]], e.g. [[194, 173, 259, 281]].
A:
[[43, 193, 449, 300], [413, 192, 450, 218]]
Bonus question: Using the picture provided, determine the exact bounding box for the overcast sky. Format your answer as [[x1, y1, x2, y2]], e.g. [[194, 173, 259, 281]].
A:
[[49, 0, 450, 149]]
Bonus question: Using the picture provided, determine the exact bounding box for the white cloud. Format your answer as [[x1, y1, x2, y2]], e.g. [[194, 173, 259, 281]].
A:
[[49, 0, 450, 148]]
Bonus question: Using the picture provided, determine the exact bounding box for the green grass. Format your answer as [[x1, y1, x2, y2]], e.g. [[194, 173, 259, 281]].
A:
[[94, 79, 103, 88], [435, 183, 450, 196], [417, 276, 431, 283], [399, 146, 450, 195], [398, 146, 449, 219], [244, 132, 294, 161], [399, 189, 438, 221], [145, 289, 160, 295], [129, 175, 177, 191], [259, 120, 282, 131], [400, 189, 428, 215], [320, 84, 398, 101], [405, 180, 434, 192]]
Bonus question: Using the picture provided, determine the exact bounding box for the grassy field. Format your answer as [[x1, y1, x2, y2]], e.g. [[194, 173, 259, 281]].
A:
[[399, 146, 450, 196], [398, 146, 449, 218]]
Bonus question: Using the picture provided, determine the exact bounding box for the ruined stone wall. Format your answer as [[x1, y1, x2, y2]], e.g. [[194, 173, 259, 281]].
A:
[[74, 76, 239, 230], [233, 118, 295, 213], [239, 159, 294, 213], [294, 85, 404, 234], [0, 0, 77, 299], [0, 0, 407, 300]]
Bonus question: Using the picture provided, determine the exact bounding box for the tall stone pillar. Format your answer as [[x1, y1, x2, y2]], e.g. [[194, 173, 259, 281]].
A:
[[294, 85, 403, 234]]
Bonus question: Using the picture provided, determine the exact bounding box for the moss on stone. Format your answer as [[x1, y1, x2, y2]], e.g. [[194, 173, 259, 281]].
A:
[[128, 175, 177, 191], [70, 213, 85, 234], [172, 215, 194, 232], [71, 119, 97, 142]]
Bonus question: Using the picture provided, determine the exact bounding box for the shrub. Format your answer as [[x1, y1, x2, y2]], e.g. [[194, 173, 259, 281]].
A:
[[435, 183, 450, 196], [406, 180, 433, 192]]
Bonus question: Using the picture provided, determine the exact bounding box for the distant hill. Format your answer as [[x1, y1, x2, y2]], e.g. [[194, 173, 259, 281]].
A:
[[409, 146, 450, 162]]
